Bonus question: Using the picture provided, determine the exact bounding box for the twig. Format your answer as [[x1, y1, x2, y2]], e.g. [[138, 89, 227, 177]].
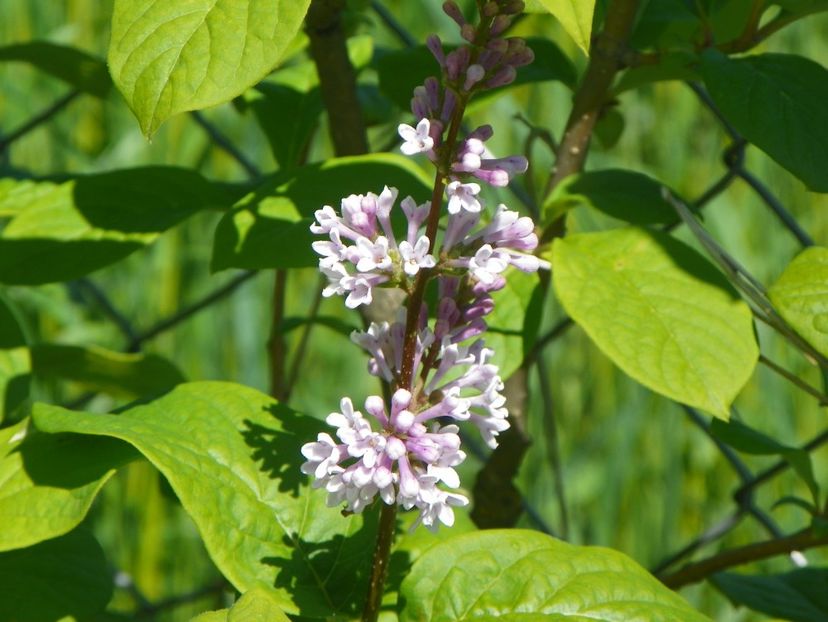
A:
[[759, 354, 828, 405], [652, 509, 745, 576], [72, 278, 139, 344], [361, 503, 397, 622], [128, 271, 258, 352], [269, 270, 288, 400], [737, 167, 814, 247], [660, 527, 828, 589], [0, 89, 81, 152], [189, 111, 262, 179], [536, 356, 569, 539], [370, 0, 417, 48]]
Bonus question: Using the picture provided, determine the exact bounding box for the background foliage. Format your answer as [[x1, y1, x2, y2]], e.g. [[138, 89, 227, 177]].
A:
[[1, 0, 827, 620]]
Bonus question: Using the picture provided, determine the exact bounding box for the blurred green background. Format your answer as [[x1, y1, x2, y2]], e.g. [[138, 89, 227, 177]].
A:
[[1, 1, 827, 620]]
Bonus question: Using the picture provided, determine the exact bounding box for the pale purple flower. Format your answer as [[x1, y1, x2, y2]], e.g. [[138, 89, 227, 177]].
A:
[[399, 236, 436, 276], [468, 244, 509, 284], [446, 181, 482, 214], [399, 118, 435, 155]]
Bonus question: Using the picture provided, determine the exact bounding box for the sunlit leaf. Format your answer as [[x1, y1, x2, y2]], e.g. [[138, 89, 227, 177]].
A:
[[211, 154, 432, 271], [531, 0, 596, 55], [33, 381, 376, 618], [768, 246, 828, 358], [701, 50, 828, 192], [552, 227, 758, 419], [400, 529, 712, 621], [0, 293, 30, 424], [31, 344, 185, 399], [0, 419, 136, 552], [190, 586, 292, 622], [0, 529, 113, 622], [108, 0, 311, 136], [0, 167, 230, 284], [0, 41, 111, 97]]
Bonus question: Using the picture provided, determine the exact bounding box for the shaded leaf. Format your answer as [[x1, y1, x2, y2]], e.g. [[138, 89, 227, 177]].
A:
[[614, 51, 700, 93], [0, 41, 111, 97], [543, 168, 681, 225], [31, 344, 186, 399], [0, 293, 30, 424], [712, 568, 828, 622], [0, 167, 229, 285], [211, 154, 432, 271], [701, 50, 828, 192], [33, 382, 376, 618], [0, 419, 136, 552], [552, 227, 758, 418], [768, 246, 828, 358], [0, 529, 113, 622], [400, 529, 712, 621], [376, 38, 576, 111], [108, 0, 312, 136]]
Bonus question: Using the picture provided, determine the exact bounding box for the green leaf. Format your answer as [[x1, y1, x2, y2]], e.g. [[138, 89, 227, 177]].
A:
[[712, 568, 828, 622], [31, 344, 185, 399], [400, 529, 712, 621], [0, 419, 136, 552], [768, 246, 828, 359], [0, 529, 113, 622], [542, 169, 681, 225], [33, 381, 376, 618], [376, 38, 576, 111], [614, 51, 700, 94], [0, 167, 229, 285], [0, 293, 30, 424], [108, 0, 312, 136], [191, 586, 292, 622], [701, 50, 828, 192], [487, 269, 542, 379], [552, 227, 758, 419], [533, 0, 596, 55], [212, 154, 432, 271], [0, 41, 111, 97]]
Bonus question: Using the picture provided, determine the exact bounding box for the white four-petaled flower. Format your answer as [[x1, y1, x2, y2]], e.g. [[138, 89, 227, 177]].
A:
[[398, 118, 434, 155]]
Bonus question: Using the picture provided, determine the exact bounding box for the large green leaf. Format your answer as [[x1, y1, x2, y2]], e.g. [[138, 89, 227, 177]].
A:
[[0, 419, 136, 552], [31, 344, 186, 399], [768, 246, 828, 358], [529, 0, 596, 55], [0, 293, 30, 424], [0, 41, 111, 97], [487, 269, 542, 379], [712, 568, 828, 622], [701, 50, 828, 192], [0, 529, 113, 621], [376, 38, 576, 111], [400, 530, 712, 621], [542, 169, 681, 225], [190, 586, 292, 622], [0, 167, 229, 284], [109, 0, 311, 136], [552, 227, 758, 419], [33, 381, 376, 618], [211, 154, 432, 271]]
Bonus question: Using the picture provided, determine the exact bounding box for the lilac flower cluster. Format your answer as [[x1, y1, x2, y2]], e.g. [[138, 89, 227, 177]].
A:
[[301, 0, 544, 531]]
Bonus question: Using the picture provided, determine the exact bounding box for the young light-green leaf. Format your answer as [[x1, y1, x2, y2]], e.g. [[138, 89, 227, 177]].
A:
[[0, 419, 136, 552], [400, 529, 712, 621], [532, 0, 596, 55], [190, 586, 292, 622], [701, 50, 828, 192], [31, 344, 186, 399], [552, 227, 758, 419], [0, 293, 30, 424], [0, 167, 229, 284], [0, 529, 113, 622], [768, 246, 828, 359], [487, 269, 542, 379], [33, 381, 376, 618], [211, 154, 432, 271], [109, 0, 311, 136]]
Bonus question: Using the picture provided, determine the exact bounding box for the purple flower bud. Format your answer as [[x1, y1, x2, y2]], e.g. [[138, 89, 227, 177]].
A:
[[461, 24, 477, 43], [425, 77, 441, 112], [464, 64, 486, 91], [426, 34, 445, 66], [482, 1, 499, 17], [445, 48, 470, 81], [440, 89, 457, 124], [442, 1, 466, 27], [486, 65, 516, 88], [490, 14, 511, 37]]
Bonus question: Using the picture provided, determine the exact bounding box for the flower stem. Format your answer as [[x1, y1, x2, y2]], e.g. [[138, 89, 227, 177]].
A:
[[361, 502, 398, 622]]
